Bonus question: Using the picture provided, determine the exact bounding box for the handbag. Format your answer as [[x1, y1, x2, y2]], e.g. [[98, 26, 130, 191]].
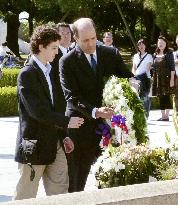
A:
[[135, 53, 151, 96], [136, 73, 151, 96]]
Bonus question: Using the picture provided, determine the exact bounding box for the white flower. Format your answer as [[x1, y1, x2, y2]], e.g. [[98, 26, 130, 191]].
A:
[[102, 159, 112, 172], [170, 151, 178, 160], [114, 163, 125, 172]]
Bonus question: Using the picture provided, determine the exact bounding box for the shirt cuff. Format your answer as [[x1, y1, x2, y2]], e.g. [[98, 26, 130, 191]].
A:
[[92, 107, 97, 119]]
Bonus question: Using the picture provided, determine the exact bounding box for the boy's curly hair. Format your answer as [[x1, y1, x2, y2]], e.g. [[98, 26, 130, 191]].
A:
[[30, 24, 60, 54]]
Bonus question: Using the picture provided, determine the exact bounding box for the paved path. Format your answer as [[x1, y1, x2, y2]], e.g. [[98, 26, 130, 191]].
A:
[[0, 110, 177, 203]]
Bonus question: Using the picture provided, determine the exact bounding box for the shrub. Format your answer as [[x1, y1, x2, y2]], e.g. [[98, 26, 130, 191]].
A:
[[0, 68, 20, 87], [94, 144, 178, 189], [0, 86, 18, 116]]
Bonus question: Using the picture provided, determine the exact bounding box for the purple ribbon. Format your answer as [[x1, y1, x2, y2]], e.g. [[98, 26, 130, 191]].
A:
[[111, 114, 126, 125], [96, 114, 128, 147], [96, 123, 112, 139]]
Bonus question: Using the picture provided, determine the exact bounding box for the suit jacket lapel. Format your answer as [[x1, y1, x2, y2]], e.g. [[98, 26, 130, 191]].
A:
[[29, 58, 53, 106], [58, 48, 63, 59], [96, 45, 101, 68], [49, 72, 58, 109], [95, 45, 103, 78]]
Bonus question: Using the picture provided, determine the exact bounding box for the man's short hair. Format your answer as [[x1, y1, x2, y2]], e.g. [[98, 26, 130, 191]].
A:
[[72, 18, 96, 38], [57, 22, 70, 30], [30, 24, 61, 54], [56, 22, 72, 36], [103, 32, 113, 38]]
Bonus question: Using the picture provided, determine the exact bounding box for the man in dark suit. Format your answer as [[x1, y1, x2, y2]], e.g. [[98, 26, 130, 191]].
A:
[[14, 25, 84, 200], [50, 22, 72, 115], [59, 18, 134, 192]]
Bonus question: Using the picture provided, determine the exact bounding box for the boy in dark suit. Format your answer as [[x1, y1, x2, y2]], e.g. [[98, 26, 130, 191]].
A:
[[59, 18, 134, 192], [14, 25, 84, 200]]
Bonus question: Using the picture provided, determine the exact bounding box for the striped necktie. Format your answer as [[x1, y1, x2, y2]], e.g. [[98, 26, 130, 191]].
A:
[[90, 54, 96, 71]]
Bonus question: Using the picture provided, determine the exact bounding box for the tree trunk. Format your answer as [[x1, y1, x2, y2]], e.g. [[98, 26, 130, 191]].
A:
[[60, 11, 70, 22], [28, 13, 34, 37], [6, 13, 20, 57], [143, 9, 154, 44], [151, 23, 161, 43], [114, 0, 137, 51]]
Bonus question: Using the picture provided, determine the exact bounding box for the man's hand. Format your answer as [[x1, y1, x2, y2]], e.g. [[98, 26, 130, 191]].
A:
[[129, 77, 140, 93], [95, 107, 114, 119], [63, 137, 74, 153], [68, 117, 84, 128]]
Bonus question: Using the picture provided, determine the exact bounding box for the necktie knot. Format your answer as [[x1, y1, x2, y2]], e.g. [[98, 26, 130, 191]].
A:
[[90, 54, 96, 71]]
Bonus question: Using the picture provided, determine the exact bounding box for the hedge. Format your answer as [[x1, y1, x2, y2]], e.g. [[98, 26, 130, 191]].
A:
[[0, 90, 161, 117], [0, 86, 18, 116], [0, 68, 20, 87], [0, 67, 163, 117]]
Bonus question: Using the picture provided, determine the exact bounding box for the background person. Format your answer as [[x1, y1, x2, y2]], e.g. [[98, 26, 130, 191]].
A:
[[132, 38, 153, 117], [14, 25, 84, 200], [103, 31, 114, 47], [173, 35, 178, 115], [59, 17, 134, 193], [51, 22, 72, 116], [152, 36, 175, 121], [0, 42, 16, 68]]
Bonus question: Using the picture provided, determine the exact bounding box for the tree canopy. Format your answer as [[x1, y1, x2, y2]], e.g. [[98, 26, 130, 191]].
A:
[[144, 0, 178, 37], [0, 0, 178, 55]]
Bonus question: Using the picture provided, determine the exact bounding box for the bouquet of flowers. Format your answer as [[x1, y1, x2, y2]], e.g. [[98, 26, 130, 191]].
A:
[[102, 76, 148, 146], [96, 113, 129, 149], [93, 143, 178, 189], [94, 76, 178, 189]]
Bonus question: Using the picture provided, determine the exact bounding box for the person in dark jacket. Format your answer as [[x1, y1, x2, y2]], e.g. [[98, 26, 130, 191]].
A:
[[14, 24, 84, 200], [152, 36, 175, 121], [50, 22, 72, 116], [59, 18, 134, 192]]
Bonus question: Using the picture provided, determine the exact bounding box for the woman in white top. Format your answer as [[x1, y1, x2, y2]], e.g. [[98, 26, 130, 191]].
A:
[[132, 38, 153, 117]]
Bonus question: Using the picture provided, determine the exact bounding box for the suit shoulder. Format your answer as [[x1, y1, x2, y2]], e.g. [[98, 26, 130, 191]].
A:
[[18, 64, 36, 82], [60, 48, 77, 63], [98, 45, 117, 55]]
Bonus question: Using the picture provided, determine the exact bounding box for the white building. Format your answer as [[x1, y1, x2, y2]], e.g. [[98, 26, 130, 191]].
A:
[[0, 19, 7, 45]]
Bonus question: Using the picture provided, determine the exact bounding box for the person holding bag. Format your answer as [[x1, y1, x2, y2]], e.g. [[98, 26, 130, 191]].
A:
[[132, 38, 153, 117]]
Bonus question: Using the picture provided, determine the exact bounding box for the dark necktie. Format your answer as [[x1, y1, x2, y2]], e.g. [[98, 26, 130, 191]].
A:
[[90, 54, 96, 71]]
